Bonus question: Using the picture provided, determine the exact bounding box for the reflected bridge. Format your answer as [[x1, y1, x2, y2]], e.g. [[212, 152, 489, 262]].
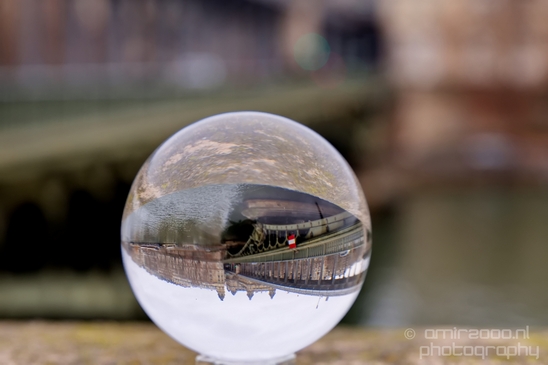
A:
[[223, 223, 370, 296]]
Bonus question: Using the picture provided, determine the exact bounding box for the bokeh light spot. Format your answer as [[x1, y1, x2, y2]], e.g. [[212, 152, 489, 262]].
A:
[[293, 33, 331, 71]]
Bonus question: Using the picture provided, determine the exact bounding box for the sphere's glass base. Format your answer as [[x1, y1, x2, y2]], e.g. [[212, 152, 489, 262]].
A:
[[195, 354, 296, 365]]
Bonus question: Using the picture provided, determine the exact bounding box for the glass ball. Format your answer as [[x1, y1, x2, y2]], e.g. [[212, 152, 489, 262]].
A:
[[121, 112, 371, 364]]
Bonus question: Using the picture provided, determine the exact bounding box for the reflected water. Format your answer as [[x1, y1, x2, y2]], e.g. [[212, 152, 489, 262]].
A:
[[347, 187, 548, 328]]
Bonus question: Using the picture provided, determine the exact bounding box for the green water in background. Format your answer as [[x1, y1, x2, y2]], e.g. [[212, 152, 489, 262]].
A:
[[344, 187, 548, 327]]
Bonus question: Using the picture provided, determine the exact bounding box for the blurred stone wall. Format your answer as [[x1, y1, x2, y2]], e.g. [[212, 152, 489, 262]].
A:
[[378, 0, 548, 181]]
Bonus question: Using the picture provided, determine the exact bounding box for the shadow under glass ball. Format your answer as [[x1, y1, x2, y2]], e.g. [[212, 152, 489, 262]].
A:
[[121, 112, 371, 364]]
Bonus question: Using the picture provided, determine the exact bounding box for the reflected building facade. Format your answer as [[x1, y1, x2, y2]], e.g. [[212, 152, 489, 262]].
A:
[[123, 198, 370, 301]]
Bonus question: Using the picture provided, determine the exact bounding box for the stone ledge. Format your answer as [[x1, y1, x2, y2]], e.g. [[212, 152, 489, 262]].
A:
[[0, 322, 546, 364]]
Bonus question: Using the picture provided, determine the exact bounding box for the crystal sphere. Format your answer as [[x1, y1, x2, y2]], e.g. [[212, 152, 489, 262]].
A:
[[121, 111, 371, 364]]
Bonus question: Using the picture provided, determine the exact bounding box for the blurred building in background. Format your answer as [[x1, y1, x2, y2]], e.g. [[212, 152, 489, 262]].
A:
[[0, 0, 377, 99], [378, 0, 548, 182]]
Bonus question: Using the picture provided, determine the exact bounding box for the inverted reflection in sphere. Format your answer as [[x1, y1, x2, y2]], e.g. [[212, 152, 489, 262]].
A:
[[121, 112, 371, 364]]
